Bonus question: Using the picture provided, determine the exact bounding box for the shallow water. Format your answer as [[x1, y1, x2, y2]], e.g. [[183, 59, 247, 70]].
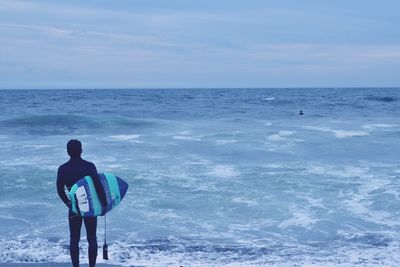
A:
[[0, 88, 400, 266]]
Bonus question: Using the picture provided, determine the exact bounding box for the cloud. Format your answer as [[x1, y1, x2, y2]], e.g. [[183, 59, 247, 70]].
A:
[[0, 23, 168, 47], [0, 0, 400, 88], [244, 43, 400, 67], [0, 0, 118, 18]]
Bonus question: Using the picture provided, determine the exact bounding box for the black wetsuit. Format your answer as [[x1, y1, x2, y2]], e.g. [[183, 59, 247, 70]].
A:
[[57, 157, 107, 267]]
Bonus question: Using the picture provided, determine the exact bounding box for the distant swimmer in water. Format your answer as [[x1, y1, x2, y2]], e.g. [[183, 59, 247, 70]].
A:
[[299, 110, 304, 115]]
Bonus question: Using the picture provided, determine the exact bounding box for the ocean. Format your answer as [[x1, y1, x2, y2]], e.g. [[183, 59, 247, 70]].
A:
[[0, 88, 399, 266]]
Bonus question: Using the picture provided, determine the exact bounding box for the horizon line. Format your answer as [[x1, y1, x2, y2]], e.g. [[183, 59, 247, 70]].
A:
[[1, 86, 400, 90]]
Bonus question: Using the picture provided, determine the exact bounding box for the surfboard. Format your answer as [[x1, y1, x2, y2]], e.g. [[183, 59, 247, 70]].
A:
[[69, 173, 129, 217]]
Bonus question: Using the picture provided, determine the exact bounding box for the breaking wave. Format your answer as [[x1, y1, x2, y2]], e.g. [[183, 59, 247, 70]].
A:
[[0, 114, 155, 135]]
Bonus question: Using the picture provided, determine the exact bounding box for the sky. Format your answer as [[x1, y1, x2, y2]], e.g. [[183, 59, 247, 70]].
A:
[[0, 0, 399, 89]]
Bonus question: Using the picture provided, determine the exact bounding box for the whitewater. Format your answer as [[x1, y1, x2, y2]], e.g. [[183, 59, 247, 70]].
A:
[[0, 88, 399, 266]]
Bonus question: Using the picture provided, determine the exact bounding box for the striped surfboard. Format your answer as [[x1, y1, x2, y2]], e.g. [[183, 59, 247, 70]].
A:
[[69, 173, 129, 217]]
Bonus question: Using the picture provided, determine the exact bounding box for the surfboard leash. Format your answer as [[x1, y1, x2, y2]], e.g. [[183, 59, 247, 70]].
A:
[[103, 213, 109, 260]]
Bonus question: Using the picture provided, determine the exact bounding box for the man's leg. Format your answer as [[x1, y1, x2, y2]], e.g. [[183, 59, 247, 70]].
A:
[[69, 212, 83, 267], [84, 216, 98, 267]]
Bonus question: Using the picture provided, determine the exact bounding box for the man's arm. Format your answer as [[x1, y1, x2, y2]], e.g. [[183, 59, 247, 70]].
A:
[[89, 163, 107, 208], [56, 167, 71, 208]]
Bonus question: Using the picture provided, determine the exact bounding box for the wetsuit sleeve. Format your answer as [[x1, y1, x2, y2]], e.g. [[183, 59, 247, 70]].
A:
[[89, 163, 107, 207], [56, 166, 71, 208]]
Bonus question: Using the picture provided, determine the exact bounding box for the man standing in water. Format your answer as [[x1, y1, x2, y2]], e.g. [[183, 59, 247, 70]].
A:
[[57, 140, 107, 267]]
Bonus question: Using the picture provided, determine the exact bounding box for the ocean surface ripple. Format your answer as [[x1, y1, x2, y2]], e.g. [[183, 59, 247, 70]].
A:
[[0, 88, 400, 266]]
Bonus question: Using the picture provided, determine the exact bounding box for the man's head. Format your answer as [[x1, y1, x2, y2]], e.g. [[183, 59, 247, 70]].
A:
[[67, 139, 82, 158]]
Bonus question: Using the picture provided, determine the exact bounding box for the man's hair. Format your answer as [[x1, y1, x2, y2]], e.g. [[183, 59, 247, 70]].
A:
[[67, 139, 82, 157]]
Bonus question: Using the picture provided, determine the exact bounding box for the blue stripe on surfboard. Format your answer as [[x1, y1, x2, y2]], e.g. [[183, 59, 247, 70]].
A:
[[99, 173, 113, 212], [116, 176, 129, 199], [84, 176, 102, 216], [104, 173, 121, 207], [69, 184, 79, 215]]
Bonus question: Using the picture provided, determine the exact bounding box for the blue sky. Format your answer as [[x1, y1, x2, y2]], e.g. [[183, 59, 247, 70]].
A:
[[0, 0, 399, 88]]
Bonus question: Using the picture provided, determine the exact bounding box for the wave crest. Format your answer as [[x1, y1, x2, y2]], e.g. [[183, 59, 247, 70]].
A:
[[365, 96, 397, 102], [0, 114, 154, 135]]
